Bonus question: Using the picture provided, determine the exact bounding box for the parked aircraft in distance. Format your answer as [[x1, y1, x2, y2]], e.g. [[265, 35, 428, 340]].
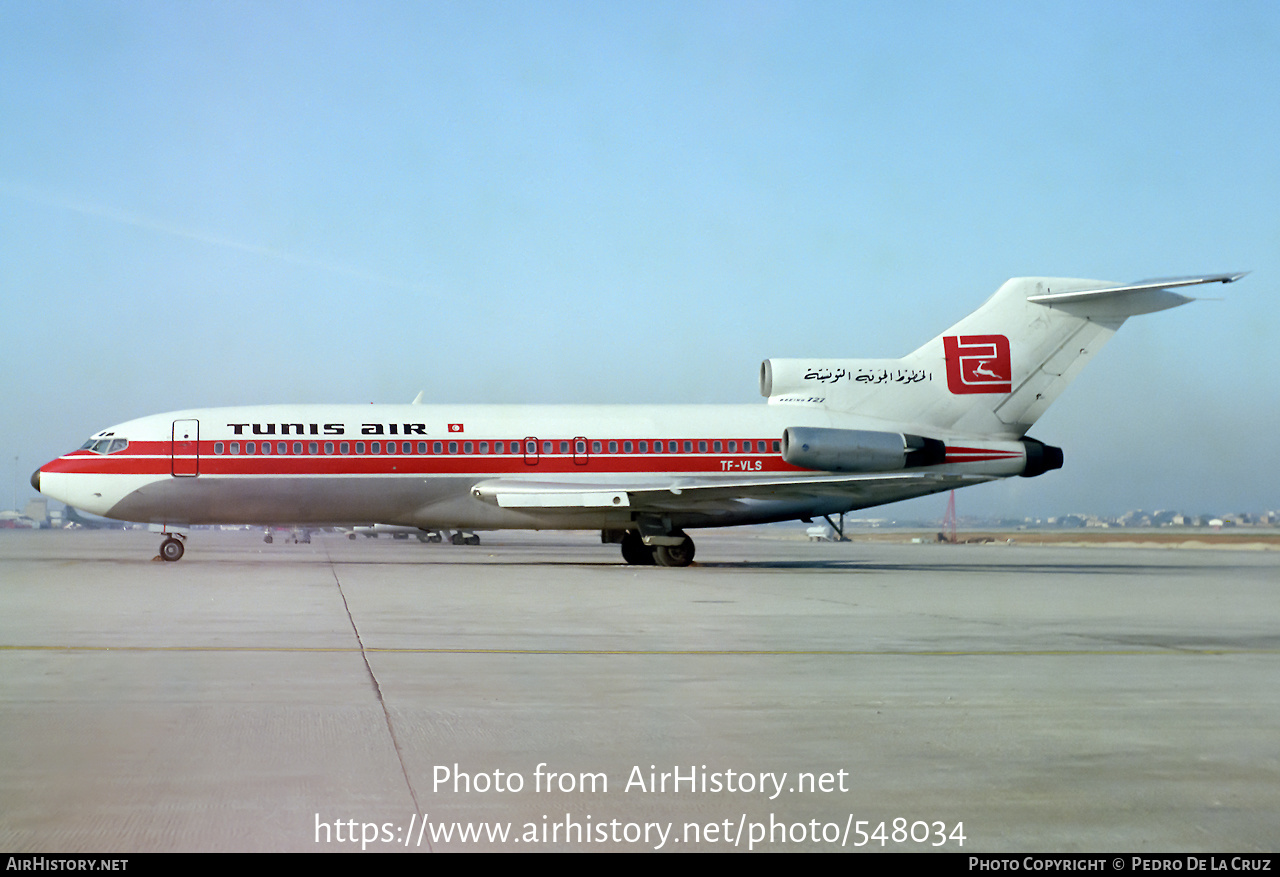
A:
[[32, 272, 1243, 565], [345, 524, 477, 544]]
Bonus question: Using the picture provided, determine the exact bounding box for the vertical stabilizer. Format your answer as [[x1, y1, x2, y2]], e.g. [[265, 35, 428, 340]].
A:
[[761, 273, 1243, 438]]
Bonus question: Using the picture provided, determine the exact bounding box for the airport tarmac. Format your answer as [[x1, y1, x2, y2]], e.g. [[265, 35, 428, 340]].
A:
[[1, 528, 1276, 852]]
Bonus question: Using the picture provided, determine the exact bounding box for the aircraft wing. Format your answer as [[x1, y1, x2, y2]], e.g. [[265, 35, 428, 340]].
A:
[[470, 472, 997, 514]]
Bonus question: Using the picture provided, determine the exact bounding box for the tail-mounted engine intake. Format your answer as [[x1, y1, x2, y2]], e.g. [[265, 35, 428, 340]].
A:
[[781, 427, 946, 472]]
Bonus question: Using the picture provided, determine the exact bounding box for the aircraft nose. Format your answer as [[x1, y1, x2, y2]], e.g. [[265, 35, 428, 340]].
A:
[[30, 468, 41, 493]]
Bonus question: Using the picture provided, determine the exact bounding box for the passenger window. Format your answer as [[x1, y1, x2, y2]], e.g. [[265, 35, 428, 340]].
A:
[[727, 441, 737, 452], [293, 442, 304, 455], [608, 441, 617, 453], [699, 441, 707, 452], [356, 442, 365, 454], [261, 442, 272, 455], [246, 442, 256, 454], [464, 442, 473, 454], [713, 441, 722, 452], [542, 441, 552, 454], [559, 441, 569, 453], [772, 440, 780, 452], [479, 442, 489, 454], [325, 442, 334, 454], [653, 441, 663, 453], [683, 441, 692, 453], [433, 442, 442, 454], [214, 442, 224, 455], [638, 441, 647, 453], [592, 441, 602, 453], [230, 442, 240, 455], [623, 441, 633, 453], [370, 442, 380, 454], [387, 442, 397, 455], [448, 441, 457, 454], [418, 442, 427, 454], [494, 442, 504, 454], [341, 442, 350, 454]]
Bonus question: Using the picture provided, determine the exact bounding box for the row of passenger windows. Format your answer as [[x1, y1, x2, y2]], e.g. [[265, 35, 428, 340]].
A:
[[212, 438, 782, 456]]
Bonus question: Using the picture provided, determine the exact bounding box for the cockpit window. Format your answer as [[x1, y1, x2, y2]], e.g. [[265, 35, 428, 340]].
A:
[[84, 437, 129, 454]]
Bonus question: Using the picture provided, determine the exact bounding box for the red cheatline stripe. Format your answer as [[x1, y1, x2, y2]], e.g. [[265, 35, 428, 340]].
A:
[[42, 460, 799, 476], [46, 438, 1025, 476]]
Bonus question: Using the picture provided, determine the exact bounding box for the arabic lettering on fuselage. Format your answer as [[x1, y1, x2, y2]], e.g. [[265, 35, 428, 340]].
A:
[[802, 367, 933, 385]]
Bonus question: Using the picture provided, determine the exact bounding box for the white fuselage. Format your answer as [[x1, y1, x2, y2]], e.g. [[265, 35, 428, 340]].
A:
[[35, 402, 1027, 531]]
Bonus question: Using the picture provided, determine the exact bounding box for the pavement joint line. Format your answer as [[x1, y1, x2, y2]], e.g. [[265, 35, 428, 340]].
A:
[[2, 645, 1276, 656], [322, 540, 427, 842]]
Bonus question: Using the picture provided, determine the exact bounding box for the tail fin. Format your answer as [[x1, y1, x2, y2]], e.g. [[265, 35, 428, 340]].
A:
[[761, 273, 1244, 438]]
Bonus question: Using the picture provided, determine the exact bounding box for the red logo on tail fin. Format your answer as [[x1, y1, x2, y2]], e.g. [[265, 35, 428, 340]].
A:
[[943, 335, 1011, 394]]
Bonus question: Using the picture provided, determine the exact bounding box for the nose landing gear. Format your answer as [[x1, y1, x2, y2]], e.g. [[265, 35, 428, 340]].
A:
[[158, 534, 186, 562]]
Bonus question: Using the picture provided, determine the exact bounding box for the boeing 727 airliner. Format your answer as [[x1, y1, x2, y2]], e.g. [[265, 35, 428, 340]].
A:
[[32, 272, 1243, 565]]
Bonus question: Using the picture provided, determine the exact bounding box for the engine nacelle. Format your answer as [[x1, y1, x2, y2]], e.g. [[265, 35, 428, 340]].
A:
[[1019, 437, 1064, 478], [781, 427, 946, 472]]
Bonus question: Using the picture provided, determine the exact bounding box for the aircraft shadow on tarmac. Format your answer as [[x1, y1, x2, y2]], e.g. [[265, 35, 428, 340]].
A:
[[687, 559, 1218, 574], [302, 554, 1226, 576]]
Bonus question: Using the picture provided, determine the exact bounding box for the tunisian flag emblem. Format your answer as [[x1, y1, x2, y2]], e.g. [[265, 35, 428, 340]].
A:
[[447, 423, 464, 433]]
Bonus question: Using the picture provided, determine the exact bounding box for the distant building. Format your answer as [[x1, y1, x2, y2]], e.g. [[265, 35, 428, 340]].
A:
[[24, 498, 49, 526]]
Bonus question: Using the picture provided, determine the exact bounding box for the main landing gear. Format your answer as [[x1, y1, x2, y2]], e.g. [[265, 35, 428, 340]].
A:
[[158, 533, 186, 562], [619, 530, 696, 567]]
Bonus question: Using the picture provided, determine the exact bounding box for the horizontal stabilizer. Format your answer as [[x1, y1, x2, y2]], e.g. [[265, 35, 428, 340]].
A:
[[1027, 272, 1245, 302], [1026, 272, 1246, 316]]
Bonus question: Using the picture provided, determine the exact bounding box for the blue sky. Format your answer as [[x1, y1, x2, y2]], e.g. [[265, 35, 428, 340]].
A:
[[3, 1, 1277, 519]]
